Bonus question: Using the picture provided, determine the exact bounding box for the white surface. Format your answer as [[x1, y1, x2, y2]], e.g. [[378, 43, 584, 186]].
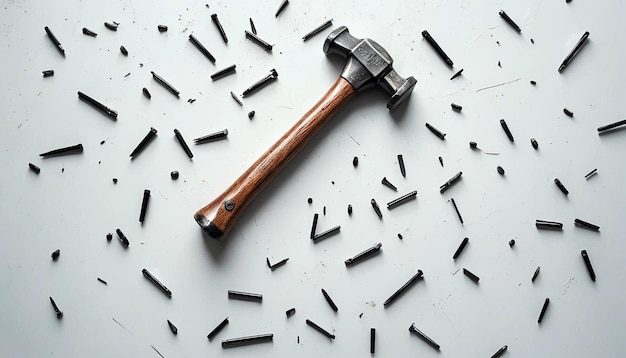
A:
[[1, 0, 625, 357]]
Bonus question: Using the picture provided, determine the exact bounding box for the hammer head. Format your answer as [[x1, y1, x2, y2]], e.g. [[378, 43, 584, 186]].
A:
[[324, 26, 417, 110]]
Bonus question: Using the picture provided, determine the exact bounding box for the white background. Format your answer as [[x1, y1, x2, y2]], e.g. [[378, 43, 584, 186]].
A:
[[1, 0, 625, 357]]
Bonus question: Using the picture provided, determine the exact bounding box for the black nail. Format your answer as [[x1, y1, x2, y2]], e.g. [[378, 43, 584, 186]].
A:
[[142, 269, 172, 298], [116, 228, 130, 246], [584, 168, 597, 179], [463, 268, 480, 283], [440, 171, 463, 194], [245, 30, 273, 51], [104, 22, 118, 31], [228, 91, 243, 106], [249, 18, 257, 34], [421, 30, 453, 67], [44, 26, 65, 56], [97, 277, 107, 285], [49, 296, 63, 319], [530, 80, 537, 85], [173, 129, 193, 159], [307, 198, 313, 204], [438, 156, 444, 167], [286, 308, 296, 317], [535, 219, 563, 230], [450, 103, 462, 112], [77, 91, 118, 120], [491, 345, 508, 358], [559, 31, 589, 73], [42, 70, 54, 77], [40, 144, 83, 158], [270, 258, 289, 270], [321, 288, 338, 312], [450, 69, 463, 80], [211, 65, 237, 81], [167, 171, 178, 181], [275, 0, 289, 17], [130, 127, 157, 159], [139, 189, 151, 223], [210, 14, 228, 43], [302, 19, 333, 41], [554, 178, 569, 195], [312, 225, 340, 242], [453, 237, 469, 259], [345, 243, 382, 266], [581, 250, 596, 281], [597, 119, 626, 133], [450, 198, 463, 224], [167, 320, 178, 335], [188, 34, 216, 63], [310, 213, 319, 239], [509, 239, 515, 247], [500, 119, 514, 142], [323, 206, 326, 215], [499, 10, 521, 32], [106, 233, 112, 242], [242, 69, 279, 97], [469, 141, 478, 150], [112, 178, 118, 184], [383, 270, 423, 307], [51, 249, 60, 261], [531, 138, 539, 149], [157, 25, 168, 32], [120, 45, 128, 56], [531, 266, 540, 282], [222, 333, 273, 348], [425, 122, 446, 140], [347, 204, 352, 215], [142, 87, 151, 99], [370, 328, 376, 354], [371, 199, 383, 218], [248, 110, 255, 119], [387, 190, 417, 210], [574, 218, 600, 231], [497, 166, 505, 175], [82, 27, 97, 37], [563, 108, 574, 117], [353, 156, 359, 167], [151, 71, 180, 97], [538, 298, 550, 324], [194, 129, 229, 144], [228, 290, 262, 302], [306, 319, 335, 339], [29, 163, 41, 174], [409, 323, 440, 351], [381, 177, 397, 191], [398, 154, 406, 177], [207, 317, 229, 340]]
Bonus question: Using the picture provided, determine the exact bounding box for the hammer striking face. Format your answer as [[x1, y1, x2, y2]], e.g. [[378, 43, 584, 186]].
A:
[[194, 26, 416, 239]]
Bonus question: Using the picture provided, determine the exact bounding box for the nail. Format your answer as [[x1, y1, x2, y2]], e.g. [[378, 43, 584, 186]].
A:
[[581, 250, 596, 281], [450, 198, 463, 224], [348, 204, 353, 215], [142, 269, 172, 298], [157, 25, 168, 32], [167, 320, 178, 335], [425, 122, 446, 140], [49, 296, 63, 319], [409, 323, 440, 350], [29, 163, 41, 174], [345, 243, 382, 266], [44, 26, 65, 56], [42, 70, 54, 77], [531, 138, 539, 149], [353, 156, 359, 167], [469, 141, 478, 150], [383, 270, 423, 307], [370, 328, 376, 354], [270, 258, 289, 270], [211, 65, 237, 81], [597, 119, 626, 133], [463, 268, 480, 283], [249, 18, 257, 35], [275, 0, 289, 17], [248, 110, 255, 119], [398, 154, 406, 177], [142, 88, 151, 99], [306, 319, 335, 339], [535, 219, 563, 230], [558, 31, 589, 73], [554, 178, 569, 195], [312, 225, 340, 242], [500, 119, 514, 142], [497, 166, 505, 175], [130, 127, 158, 158], [387, 190, 418, 210], [51, 249, 60, 261], [97, 278, 107, 285], [207, 317, 229, 340], [116, 228, 129, 247], [245, 30, 273, 51], [221, 334, 273, 348], [227, 91, 243, 106], [82, 27, 97, 37], [499, 10, 521, 32], [210, 14, 228, 43], [438, 156, 444, 167], [286, 308, 296, 318], [194, 129, 229, 144], [307, 198, 313, 204], [371, 199, 383, 218], [302, 19, 333, 41], [574, 218, 600, 231], [120, 45, 128, 56], [173, 129, 193, 159], [323, 206, 326, 215], [104, 22, 118, 31], [188, 34, 216, 63], [421, 30, 453, 67], [538, 298, 550, 324], [321, 288, 338, 312], [106, 233, 112, 241], [451, 103, 462, 112], [531, 266, 540, 282], [151, 71, 180, 97], [112, 178, 118, 184], [169, 171, 179, 180], [381, 177, 397, 191], [584, 168, 597, 179], [139, 189, 151, 223], [530, 80, 537, 85], [310, 213, 319, 239], [440, 171, 463, 194], [453, 237, 469, 259], [563, 108, 574, 117], [509, 239, 515, 247], [491, 345, 508, 358], [242, 69, 279, 97], [77, 91, 118, 120], [40, 144, 83, 158], [450, 69, 463, 80], [228, 290, 262, 302]]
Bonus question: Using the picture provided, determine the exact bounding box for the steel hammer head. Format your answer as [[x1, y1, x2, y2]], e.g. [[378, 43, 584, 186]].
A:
[[324, 26, 417, 110]]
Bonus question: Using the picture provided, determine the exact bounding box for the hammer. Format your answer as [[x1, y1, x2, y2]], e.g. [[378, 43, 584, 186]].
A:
[[194, 26, 417, 239]]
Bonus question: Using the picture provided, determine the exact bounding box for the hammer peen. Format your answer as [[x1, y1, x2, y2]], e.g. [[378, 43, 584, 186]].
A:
[[194, 26, 417, 239]]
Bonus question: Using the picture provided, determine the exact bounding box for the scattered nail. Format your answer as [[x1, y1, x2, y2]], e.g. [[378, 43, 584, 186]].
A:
[[409, 323, 440, 351], [29, 163, 41, 174], [535, 219, 563, 230], [398, 154, 406, 177], [531, 138, 539, 149], [42, 70, 54, 77], [438, 156, 444, 167], [425, 122, 446, 140], [151, 71, 180, 97], [269, 258, 289, 270], [142, 269, 172, 297], [312, 226, 341, 242], [221, 333, 273, 348], [530, 80, 537, 85], [421, 30, 453, 67], [370, 328, 376, 354], [286, 308, 296, 317], [584, 168, 597, 179], [353, 156, 359, 167], [82, 27, 97, 37], [451, 103, 462, 112], [597, 119, 626, 133], [531, 266, 540, 282], [40, 144, 83, 158], [139, 189, 151, 223], [130, 127, 157, 159], [44, 26, 65, 56], [440, 171, 463, 194], [194, 129, 229, 144], [321, 288, 338, 312], [49, 296, 63, 319], [575, 218, 599, 231], [497, 166, 505, 175], [112, 178, 118, 184], [275, 0, 289, 17], [51, 249, 60, 261], [230, 91, 243, 106], [347, 204, 353, 215], [157, 25, 168, 32], [450, 198, 463, 224], [211, 65, 237, 81], [116, 228, 129, 247], [106, 233, 112, 241], [307, 197, 313, 204], [302, 19, 333, 41], [78, 91, 118, 120], [97, 278, 108, 285], [398, 233, 403, 240], [563, 108, 574, 117], [383, 270, 423, 307], [120, 45, 128, 56], [371, 199, 383, 218], [104, 22, 118, 31], [469, 141, 478, 150], [499, 10, 521, 32], [207, 317, 229, 340], [538, 298, 550, 324], [491, 345, 508, 358], [167, 320, 178, 335], [248, 110, 255, 119], [142, 87, 151, 99], [210, 13, 228, 43], [381, 177, 397, 191], [242, 69, 278, 97], [345, 243, 382, 266], [450, 69, 463, 80], [189, 34, 216, 63], [310, 213, 319, 239], [559, 31, 589, 73], [463, 268, 480, 283], [554, 178, 569, 195], [306, 319, 335, 339], [453, 237, 469, 259], [581, 250, 596, 281], [174, 129, 193, 159], [500, 119, 514, 142], [249, 18, 257, 35], [245, 30, 273, 51], [228, 290, 262, 302], [509, 239, 515, 247]]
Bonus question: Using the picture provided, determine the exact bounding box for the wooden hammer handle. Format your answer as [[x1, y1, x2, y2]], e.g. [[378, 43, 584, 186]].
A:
[[194, 77, 356, 239]]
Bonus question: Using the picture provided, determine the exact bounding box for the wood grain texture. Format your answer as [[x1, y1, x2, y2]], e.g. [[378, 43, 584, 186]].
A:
[[194, 77, 356, 238]]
